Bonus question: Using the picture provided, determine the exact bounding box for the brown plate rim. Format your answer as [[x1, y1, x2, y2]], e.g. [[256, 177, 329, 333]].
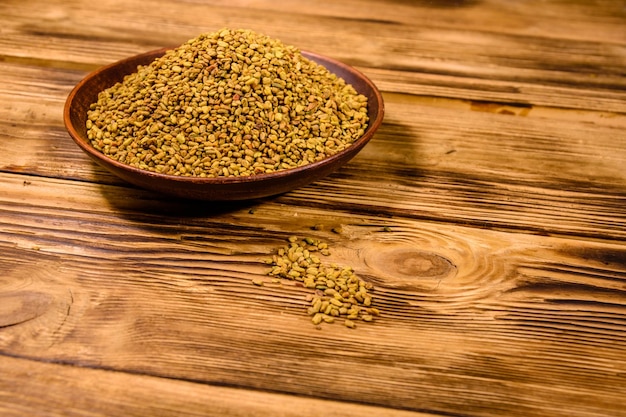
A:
[[63, 47, 384, 188]]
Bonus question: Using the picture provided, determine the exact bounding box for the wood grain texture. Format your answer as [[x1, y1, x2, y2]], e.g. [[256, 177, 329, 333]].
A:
[[0, 356, 427, 417], [1, 66, 624, 239], [1, 0, 625, 107], [1, 173, 626, 416], [1, 0, 626, 416]]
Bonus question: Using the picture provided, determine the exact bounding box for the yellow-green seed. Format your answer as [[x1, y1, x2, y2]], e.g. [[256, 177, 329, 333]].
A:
[[262, 236, 378, 328], [312, 313, 323, 325], [367, 307, 380, 316], [329, 298, 343, 307], [86, 28, 368, 178], [323, 304, 333, 315]]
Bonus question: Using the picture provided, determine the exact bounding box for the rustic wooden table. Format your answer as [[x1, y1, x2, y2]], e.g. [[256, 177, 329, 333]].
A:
[[1, 1, 625, 416]]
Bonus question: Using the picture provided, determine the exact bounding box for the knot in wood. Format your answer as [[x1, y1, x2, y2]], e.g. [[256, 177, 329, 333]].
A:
[[365, 247, 457, 290], [387, 250, 455, 279], [0, 291, 53, 328]]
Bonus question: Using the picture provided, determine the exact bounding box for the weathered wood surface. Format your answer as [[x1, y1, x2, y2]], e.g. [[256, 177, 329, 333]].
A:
[[1, 1, 625, 416]]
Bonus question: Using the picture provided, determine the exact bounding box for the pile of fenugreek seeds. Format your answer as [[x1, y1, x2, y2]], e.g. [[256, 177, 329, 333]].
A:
[[86, 28, 369, 177], [259, 236, 379, 329]]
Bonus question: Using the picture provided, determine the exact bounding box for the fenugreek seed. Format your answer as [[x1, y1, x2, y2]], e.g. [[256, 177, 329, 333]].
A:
[[86, 29, 368, 178], [344, 319, 356, 329], [322, 315, 335, 323], [312, 313, 323, 325], [311, 298, 322, 313], [367, 307, 380, 316], [252, 278, 264, 286], [327, 270, 339, 280], [329, 298, 343, 307], [264, 236, 378, 329], [324, 288, 338, 296]]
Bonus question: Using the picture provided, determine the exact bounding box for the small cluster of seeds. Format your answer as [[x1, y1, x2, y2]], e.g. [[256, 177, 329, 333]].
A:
[[263, 236, 379, 329], [86, 28, 368, 177]]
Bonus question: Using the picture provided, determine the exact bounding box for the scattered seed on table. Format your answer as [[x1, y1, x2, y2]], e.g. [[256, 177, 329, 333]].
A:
[[261, 236, 378, 329]]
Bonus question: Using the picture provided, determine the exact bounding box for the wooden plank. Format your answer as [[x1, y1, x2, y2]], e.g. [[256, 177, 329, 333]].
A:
[[2, 108, 626, 241], [1, 1, 625, 415], [369, 69, 626, 113], [0, 0, 624, 111], [0, 355, 427, 417], [0, 173, 625, 416], [282, 94, 626, 240], [1, 62, 624, 240]]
